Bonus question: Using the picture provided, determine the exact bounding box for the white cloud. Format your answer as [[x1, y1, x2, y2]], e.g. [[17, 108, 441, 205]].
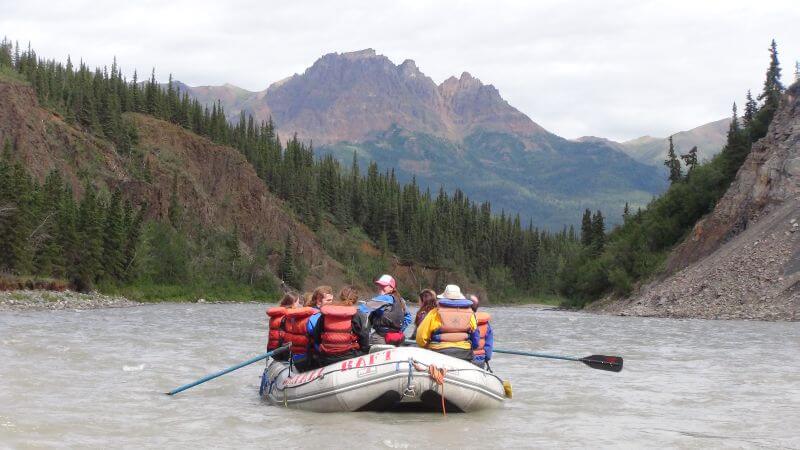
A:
[[1, 0, 798, 140]]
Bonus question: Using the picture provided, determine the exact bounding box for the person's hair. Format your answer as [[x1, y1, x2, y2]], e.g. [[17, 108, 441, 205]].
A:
[[390, 291, 406, 312], [279, 293, 299, 308], [418, 289, 437, 312], [469, 293, 480, 312], [312, 285, 333, 306], [336, 285, 359, 306], [302, 292, 314, 307]]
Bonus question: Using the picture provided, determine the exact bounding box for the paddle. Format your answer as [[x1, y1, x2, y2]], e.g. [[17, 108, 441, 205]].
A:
[[166, 343, 290, 396], [491, 348, 623, 372], [404, 340, 622, 372]]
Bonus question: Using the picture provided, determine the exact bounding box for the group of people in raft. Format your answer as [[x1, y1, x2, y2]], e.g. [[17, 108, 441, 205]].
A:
[[266, 274, 494, 372]]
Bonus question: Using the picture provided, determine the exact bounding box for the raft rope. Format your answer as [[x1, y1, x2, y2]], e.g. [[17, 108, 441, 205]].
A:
[[412, 360, 448, 416]]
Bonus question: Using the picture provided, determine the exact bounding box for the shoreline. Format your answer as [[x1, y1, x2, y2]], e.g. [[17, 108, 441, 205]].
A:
[[584, 295, 798, 322], [0, 290, 141, 312]]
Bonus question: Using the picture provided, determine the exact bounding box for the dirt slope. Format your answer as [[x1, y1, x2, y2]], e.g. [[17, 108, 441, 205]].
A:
[[0, 80, 345, 289]]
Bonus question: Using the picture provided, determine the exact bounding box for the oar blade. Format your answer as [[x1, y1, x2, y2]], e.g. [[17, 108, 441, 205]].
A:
[[580, 355, 623, 372]]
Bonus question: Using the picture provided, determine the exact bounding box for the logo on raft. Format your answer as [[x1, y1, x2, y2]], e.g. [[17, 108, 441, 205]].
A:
[[282, 350, 395, 387]]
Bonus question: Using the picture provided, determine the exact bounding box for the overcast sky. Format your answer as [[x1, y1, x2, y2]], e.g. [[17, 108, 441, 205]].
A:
[[2, 0, 799, 141]]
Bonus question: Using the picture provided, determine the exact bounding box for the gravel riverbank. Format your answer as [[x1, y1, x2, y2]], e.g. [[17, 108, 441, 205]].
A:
[[0, 290, 140, 312]]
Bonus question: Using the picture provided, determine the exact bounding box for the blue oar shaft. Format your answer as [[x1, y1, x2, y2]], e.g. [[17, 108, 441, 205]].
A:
[[168, 349, 276, 396], [491, 348, 580, 362], [404, 339, 580, 362]]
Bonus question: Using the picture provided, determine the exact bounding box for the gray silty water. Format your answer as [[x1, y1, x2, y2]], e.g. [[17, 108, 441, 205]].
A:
[[1, 304, 798, 449]]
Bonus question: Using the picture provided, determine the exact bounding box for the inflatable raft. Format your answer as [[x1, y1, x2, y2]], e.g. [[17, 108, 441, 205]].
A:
[[259, 346, 508, 412]]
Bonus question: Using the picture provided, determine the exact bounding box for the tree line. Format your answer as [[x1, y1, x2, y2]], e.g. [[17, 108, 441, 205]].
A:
[[0, 139, 142, 290]]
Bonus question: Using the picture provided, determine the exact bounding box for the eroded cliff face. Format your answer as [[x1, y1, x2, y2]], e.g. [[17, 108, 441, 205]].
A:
[[0, 80, 345, 289], [592, 83, 800, 320], [668, 84, 800, 271]]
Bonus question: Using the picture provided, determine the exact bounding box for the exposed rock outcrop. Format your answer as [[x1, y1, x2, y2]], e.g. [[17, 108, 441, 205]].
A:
[[592, 83, 800, 320]]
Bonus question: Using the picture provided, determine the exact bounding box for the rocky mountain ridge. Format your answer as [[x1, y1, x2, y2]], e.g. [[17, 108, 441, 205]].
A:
[[177, 49, 667, 228]]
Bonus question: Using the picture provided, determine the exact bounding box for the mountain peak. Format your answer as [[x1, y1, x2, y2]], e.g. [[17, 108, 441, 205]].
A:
[[439, 72, 485, 97], [340, 48, 378, 60], [399, 59, 422, 77]]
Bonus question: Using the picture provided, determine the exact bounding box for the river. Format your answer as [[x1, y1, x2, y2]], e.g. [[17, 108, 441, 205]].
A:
[[1, 304, 798, 449]]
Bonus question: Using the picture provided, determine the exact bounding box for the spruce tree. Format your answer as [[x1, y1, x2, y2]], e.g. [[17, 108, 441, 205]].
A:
[[664, 136, 682, 183], [279, 234, 298, 288], [680, 146, 698, 174], [759, 39, 783, 104], [752, 40, 784, 140], [591, 210, 605, 254], [580, 209, 593, 247], [723, 103, 749, 179], [743, 90, 757, 130], [75, 184, 104, 290], [101, 189, 125, 281]]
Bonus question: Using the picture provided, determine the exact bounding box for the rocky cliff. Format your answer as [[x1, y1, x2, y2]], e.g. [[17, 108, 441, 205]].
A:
[[591, 82, 800, 320]]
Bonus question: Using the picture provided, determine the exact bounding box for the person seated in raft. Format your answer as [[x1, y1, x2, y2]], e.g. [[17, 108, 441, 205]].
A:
[[283, 286, 332, 372], [411, 289, 437, 339], [468, 294, 493, 369], [266, 293, 301, 362], [303, 286, 335, 368], [302, 292, 314, 307], [310, 285, 370, 367], [415, 284, 479, 361], [359, 274, 412, 346]]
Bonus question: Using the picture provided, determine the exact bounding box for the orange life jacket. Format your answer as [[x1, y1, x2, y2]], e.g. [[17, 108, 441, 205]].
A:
[[283, 307, 316, 355], [266, 307, 287, 351], [473, 312, 491, 357], [319, 305, 360, 356], [436, 300, 474, 343]]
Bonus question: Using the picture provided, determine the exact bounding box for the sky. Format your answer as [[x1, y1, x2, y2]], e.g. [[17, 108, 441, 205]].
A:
[[2, 0, 799, 141]]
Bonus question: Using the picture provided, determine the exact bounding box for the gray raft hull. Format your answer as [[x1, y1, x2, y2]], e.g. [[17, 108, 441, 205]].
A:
[[261, 347, 507, 412]]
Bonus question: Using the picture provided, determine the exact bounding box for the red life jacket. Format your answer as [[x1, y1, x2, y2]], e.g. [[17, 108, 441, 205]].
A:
[[266, 307, 287, 351], [473, 312, 491, 357], [283, 307, 316, 355], [436, 299, 474, 343], [319, 305, 360, 356]]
